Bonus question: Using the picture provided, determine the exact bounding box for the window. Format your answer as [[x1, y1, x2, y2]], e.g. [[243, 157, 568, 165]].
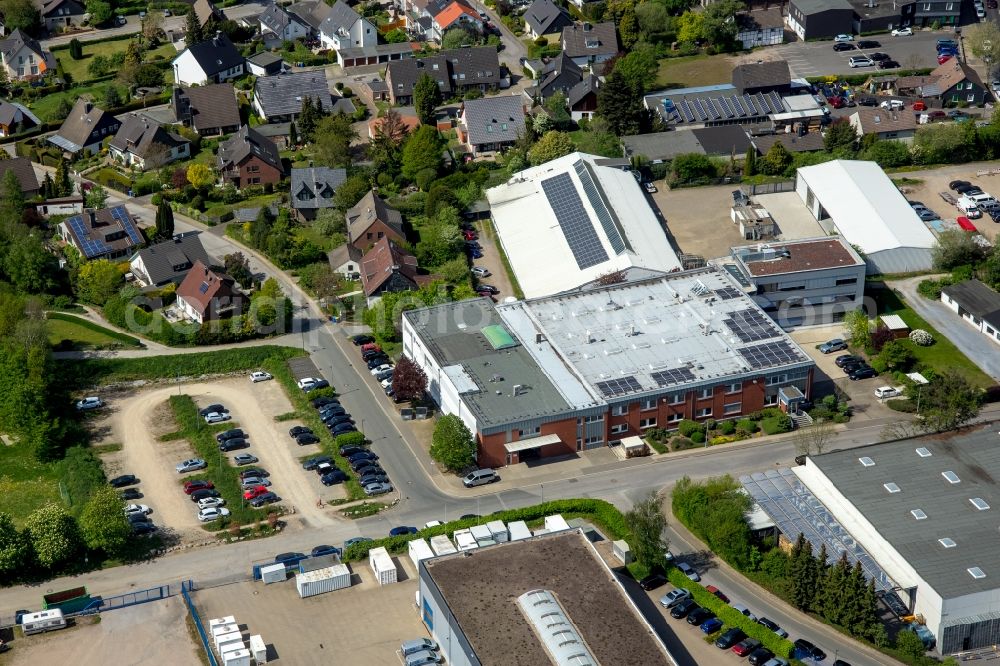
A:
[[247, 165, 259, 173], [698, 388, 712, 400], [858, 456, 875, 467], [911, 509, 927, 520], [968, 93, 977, 102], [943, 470, 960, 484], [611, 404, 628, 416], [766, 374, 787, 386], [723, 402, 741, 415], [668, 392, 685, 405], [667, 413, 683, 423], [969, 567, 986, 579], [971, 497, 990, 511], [915, 447, 932, 458], [377, 232, 384, 239], [696, 407, 712, 418], [764, 394, 778, 406], [610, 423, 628, 435], [884, 482, 901, 493], [639, 417, 656, 429], [641, 398, 656, 411], [725, 382, 741, 394], [366, 232, 373, 240], [939, 538, 956, 548]]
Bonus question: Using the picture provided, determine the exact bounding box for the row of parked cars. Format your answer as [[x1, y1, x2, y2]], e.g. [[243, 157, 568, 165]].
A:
[[949, 179, 1000, 222], [109, 475, 159, 535], [351, 336, 404, 402], [818, 340, 878, 380]]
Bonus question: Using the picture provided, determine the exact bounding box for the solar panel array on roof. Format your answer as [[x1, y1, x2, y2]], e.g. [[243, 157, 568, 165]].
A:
[[111, 206, 143, 245], [573, 159, 626, 255], [67, 214, 105, 258], [714, 286, 743, 300], [658, 89, 787, 125], [741, 468, 898, 592], [595, 376, 642, 397], [540, 172, 609, 270], [650, 366, 696, 387], [723, 308, 780, 342], [738, 341, 807, 369]]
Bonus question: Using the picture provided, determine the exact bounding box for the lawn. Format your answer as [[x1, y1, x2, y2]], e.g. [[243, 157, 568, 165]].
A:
[[870, 285, 994, 388], [47, 312, 143, 349], [655, 53, 736, 90], [29, 81, 112, 120], [0, 442, 61, 527], [57, 40, 176, 84]]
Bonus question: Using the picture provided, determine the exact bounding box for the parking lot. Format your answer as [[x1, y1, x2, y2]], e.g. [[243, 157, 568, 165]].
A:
[[653, 184, 747, 260], [774, 28, 956, 78], [192, 557, 427, 665], [97, 376, 339, 544], [894, 167, 1000, 244]]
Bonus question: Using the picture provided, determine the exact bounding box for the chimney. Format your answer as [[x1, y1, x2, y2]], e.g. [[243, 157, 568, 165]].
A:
[[583, 22, 592, 31], [83, 101, 92, 113]]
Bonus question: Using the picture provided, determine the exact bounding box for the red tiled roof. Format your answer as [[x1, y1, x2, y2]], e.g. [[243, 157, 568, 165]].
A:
[[435, 1, 479, 27], [360, 237, 433, 296], [175, 260, 241, 317]]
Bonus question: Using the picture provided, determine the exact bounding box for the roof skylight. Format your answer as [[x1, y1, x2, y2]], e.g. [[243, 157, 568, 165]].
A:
[[859, 456, 875, 467], [911, 509, 927, 520], [884, 482, 900, 493], [970, 498, 990, 511], [969, 567, 986, 579], [915, 447, 932, 458], [939, 538, 956, 548], [942, 471, 960, 484]]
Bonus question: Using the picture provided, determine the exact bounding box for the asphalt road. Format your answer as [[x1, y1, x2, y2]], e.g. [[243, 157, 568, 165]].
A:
[[776, 29, 958, 79]]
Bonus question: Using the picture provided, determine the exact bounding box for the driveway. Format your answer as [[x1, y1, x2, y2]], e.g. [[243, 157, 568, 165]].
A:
[[774, 28, 955, 78], [891, 276, 1000, 381]]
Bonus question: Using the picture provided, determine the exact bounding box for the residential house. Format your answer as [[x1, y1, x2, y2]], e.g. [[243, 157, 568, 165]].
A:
[[39, 0, 86, 32], [622, 125, 749, 161], [912, 0, 956, 27], [245, 51, 285, 77], [360, 237, 434, 300], [523, 0, 572, 39], [253, 122, 292, 149], [172, 84, 241, 136], [941, 279, 1000, 347], [258, 2, 311, 41], [458, 95, 525, 156], [921, 60, 987, 107], [109, 114, 191, 170], [171, 33, 244, 86], [0, 157, 39, 197], [192, 0, 223, 29], [525, 53, 584, 103], [0, 29, 55, 81], [217, 125, 285, 188], [253, 70, 333, 122], [848, 0, 915, 33], [328, 244, 362, 279], [58, 206, 144, 261], [732, 60, 791, 96], [848, 106, 916, 143], [785, 0, 853, 40], [129, 234, 213, 287], [0, 99, 39, 137], [367, 112, 420, 139], [433, 1, 482, 42], [176, 260, 246, 323], [567, 73, 600, 121], [289, 0, 377, 53], [290, 166, 346, 220], [346, 189, 405, 253], [384, 46, 501, 105], [560, 22, 617, 69], [48, 99, 121, 155]]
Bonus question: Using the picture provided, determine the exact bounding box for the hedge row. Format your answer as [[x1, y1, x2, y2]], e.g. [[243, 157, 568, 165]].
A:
[[665, 567, 796, 659], [342, 498, 632, 561]]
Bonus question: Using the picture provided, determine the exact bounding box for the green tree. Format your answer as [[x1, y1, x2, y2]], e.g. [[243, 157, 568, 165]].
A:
[[670, 153, 717, 183], [384, 27, 409, 43], [401, 125, 442, 181], [298, 96, 317, 140], [532, 111, 552, 135], [5, 233, 58, 294], [414, 73, 442, 125], [788, 533, 818, 610], [618, 5, 640, 50], [369, 108, 410, 174], [933, 228, 987, 269], [676, 10, 704, 43], [315, 113, 358, 168], [288, 120, 298, 147], [25, 504, 81, 569], [862, 139, 912, 167], [611, 42, 659, 91], [0, 0, 40, 33], [86, 0, 112, 25], [759, 142, 793, 175], [441, 26, 474, 50], [69, 37, 83, 59], [85, 184, 108, 209], [702, 0, 743, 46], [103, 85, 122, 108], [0, 168, 24, 219], [75, 259, 123, 305], [249, 206, 272, 249], [635, 3, 670, 42], [844, 309, 871, 349], [155, 200, 174, 239], [186, 163, 215, 189], [544, 91, 572, 129], [333, 175, 370, 210], [78, 485, 130, 555], [597, 70, 648, 136], [909, 370, 982, 432], [818, 551, 850, 624], [744, 145, 757, 176], [185, 7, 203, 44], [416, 207, 464, 265], [913, 123, 975, 164], [875, 340, 914, 371], [223, 252, 253, 288], [0, 512, 31, 579], [966, 22, 1000, 80], [895, 629, 927, 659], [824, 118, 858, 153], [391, 354, 428, 401], [624, 490, 668, 572], [528, 130, 575, 165], [430, 414, 476, 471], [57, 158, 72, 196], [981, 244, 1000, 289]]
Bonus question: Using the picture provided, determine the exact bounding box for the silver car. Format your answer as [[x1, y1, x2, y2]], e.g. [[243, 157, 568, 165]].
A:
[[405, 650, 442, 666], [240, 476, 271, 489], [364, 482, 392, 496], [401, 639, 438, 656], [176, 458, 207, 473]]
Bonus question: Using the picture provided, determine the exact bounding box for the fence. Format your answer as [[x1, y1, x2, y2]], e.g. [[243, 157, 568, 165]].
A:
[[93, 582, 181, 613], [181, 580, 219, 666], [743, 180, 796, 196]]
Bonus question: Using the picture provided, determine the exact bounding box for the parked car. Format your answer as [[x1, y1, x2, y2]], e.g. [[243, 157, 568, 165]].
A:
[[197, 507, 230, 522], [351, 334, 375, 345], [348, 451, 378, 463], [304, 380, 330, 393], [757, 617, 789, 638], [701, 617, 725, 634], [295, 433, 321, 446], [748, 647, 776, 665], [677, 562, 700, 581], [390, 526, 418, 536], [732, 603, 758, 622], [203, 411, 231, 424], [659, 588, 691, 608], [874, 386, 901, 399], [401, 639, 438, 657], [124, 503, 151, 516], [288, 425, 312, 437], [891, 26, 912, 36], [297, 377, 323, 390], [344, 536, 373, 549], [330, 422, 357, 435], [868, 51, 890, 61], [120, 488, 142, 500], [639, 573, 667, 590], [917, 209, 939, 221], [274, 551, 306, 565], [312, 396, 339, 408], [189, 488, 220, 502], [848, 56, 874, 67], [715, 628, 747, 649], [670, 598, 698, 619], [819, 338, 847, 353], [856, 39, 880, 48], [733, 638, 763, 657], [687, 607, 715, 626], [320, 403, 347, 416], [950, 179, 971, 191], [364, 481, 392, 496], [705, 584, 730, 603], [311, 544, 342, 557], [109, 474, 138, 488], [243, 486, 270, 500], [238, 467, 269, 479], [834, 33, 853, 42], [359, 472, 389, 486], [352, 460, 383, 474], [471, 266, 491, 278], [835, 354, 863, 368], [362, 349, 387, 361], [793, 638, 827, 661], [127, 512, 150, 525], [76, 396, 104, 411], [249, 492, 280, 507], [218, 438, 248, 452], [404, 650, 441, 666], [197, 497, 226, 509], [233, 453, 258, 466], [477, 284, 500, 294], [216, 429, 245, 442], [132, 522, 157, 535], [324, 415, 355, 428], [850, 366, 878, 380], [832, 42, 855, 51], [321, 469, 349, 485], [198, 403, 227, 417], [183, 480, 214, 494], [239, 476, 270, 489], [644, 181, 657, 193], [249, 371, 273, 383]]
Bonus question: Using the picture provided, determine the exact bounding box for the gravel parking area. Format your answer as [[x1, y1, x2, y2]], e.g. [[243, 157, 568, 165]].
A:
[[895, 169, 1000, 244], [192, 558, 427, 666], [652, 184, 745, 260], [788, 327, 885, 418], [8, 597, 199, 666]]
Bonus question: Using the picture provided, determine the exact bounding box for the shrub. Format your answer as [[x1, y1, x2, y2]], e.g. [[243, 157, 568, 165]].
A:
[[885, 399, 917, 413], [917, 278, 944, 300], [709, 434, 740, 446], [670, 436, 695, 451], [677, 419, 703, 438], [736, 418, 758, 433], [760, 414, 793, 435], [690, 430, 705, 444], [909, 329, 934, 346], [718, 420, 736, 435]]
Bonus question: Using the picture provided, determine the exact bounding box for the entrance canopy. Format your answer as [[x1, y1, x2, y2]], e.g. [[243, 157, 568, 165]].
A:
[[505, 433, 561, 453]]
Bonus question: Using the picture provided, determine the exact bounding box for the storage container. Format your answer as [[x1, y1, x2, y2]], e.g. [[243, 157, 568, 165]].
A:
[[486, 520, 509, 542], [613, 540, 633, 564], [214, 630, 242, 651], [544, 514, 570, 532], [508, 520, 531, 541], [470, 524, 495, 546], [249, 634, 267, 663], [453, 529, 478, 551], [211, 623, 239, 640], [429, 534, 457, 556], [222, 648, 252, 666], [369, 547, 398, 585], [209, 616, 237, 632], [217, 636, 244, 656], [296, 564, 352, 598], [408, 538, 434, 570], [260, 562, 287, 584]]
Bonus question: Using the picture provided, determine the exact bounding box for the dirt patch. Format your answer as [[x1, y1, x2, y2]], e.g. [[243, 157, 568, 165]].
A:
[[652, 184, 746, 260]]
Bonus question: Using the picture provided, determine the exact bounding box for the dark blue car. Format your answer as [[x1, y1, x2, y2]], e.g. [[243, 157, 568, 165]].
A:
[[389, 526, 417, 536], [701, 618, 724, 634]]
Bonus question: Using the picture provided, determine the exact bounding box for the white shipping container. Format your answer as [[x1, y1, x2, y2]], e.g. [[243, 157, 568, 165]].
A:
[[296, 564, 351, 598], [222, 648, 252, 666], [260, 562, 287, 584], [369, 547, 398, 585], [215, 630, 243, 651], [544, 514, 570, 532], [487, 520, 509, 542], [454, 529, 478, 551], [508, 520, 531, 541], [212, 624, 239, 640], [408, 538, 434, 570], [209, 616, 237, 632], [470, 524, 493, 543], [249, 635, 267, 663], [217, 637, 244, 656], [429, 534, 457, 556]]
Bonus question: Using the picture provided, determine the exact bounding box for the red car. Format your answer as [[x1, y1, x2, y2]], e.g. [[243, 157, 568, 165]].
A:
[[912, 101, 927, 111], [938, 53, 953, 65], [732, 638, 762, 657], [705, 584, 730, 603], [361, 342, 381, 353], [183, 480, 214, 494], [243, 486, 269, 500], [463, 230, 478, 241], [826, 95, 845, 109]]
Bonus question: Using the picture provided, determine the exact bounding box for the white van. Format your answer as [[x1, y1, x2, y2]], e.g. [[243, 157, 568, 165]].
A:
[[462, 468, 499, 487], [957, 196, 984, 218], [20, 609, 66, 635]]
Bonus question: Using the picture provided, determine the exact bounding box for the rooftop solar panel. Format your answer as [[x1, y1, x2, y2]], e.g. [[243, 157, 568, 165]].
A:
[[694, 99, 708, 120], [650, 367, 696, 387], [737, 340, 807, 369], [714, 286, 743, 300], [733, 95, 746, 116], [768, 91, 784, 112], [595, 376, 642, 397], [540, 172, 609, 270], [720, 97, 734, 119], [682, 100, 695, 123], [723, 308, 780, 343], [573, 160, 627, 255], [758, 93, 773, 114], [744, 94, 757, 115]]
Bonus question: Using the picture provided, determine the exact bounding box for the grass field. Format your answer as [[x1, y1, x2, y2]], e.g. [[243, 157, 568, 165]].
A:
[[0, 443, 62, 527], [57, 41, 176, 84], [47, 313, 143, 349], [30, 81, 112, 120], [871, 286, 994, 388], [655, 53, 735, 89]]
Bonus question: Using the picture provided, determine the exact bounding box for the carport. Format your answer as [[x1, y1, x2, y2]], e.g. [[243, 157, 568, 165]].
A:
[[504, 434, 561, 465]]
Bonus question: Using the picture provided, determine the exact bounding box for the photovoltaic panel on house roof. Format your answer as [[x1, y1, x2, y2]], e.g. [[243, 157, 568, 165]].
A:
[[573, 159, 627, 255], [650, 366, 696, 387], [733, 95, 746, 115], [744, 94, 757, 115], [594, 376, 641, 397], [737, 340, 807, 369], [540, 172, 609, 270]]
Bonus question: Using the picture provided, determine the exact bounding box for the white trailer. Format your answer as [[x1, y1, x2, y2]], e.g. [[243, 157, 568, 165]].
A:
[[429, 534, 457, 556], [486, 519, 509, 542], [408, 538, 435, 570], [453, 528, 478, 551], [20, 609, 66, 635], [508, 520, 531, 541], [369, 547, 398, 585]]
